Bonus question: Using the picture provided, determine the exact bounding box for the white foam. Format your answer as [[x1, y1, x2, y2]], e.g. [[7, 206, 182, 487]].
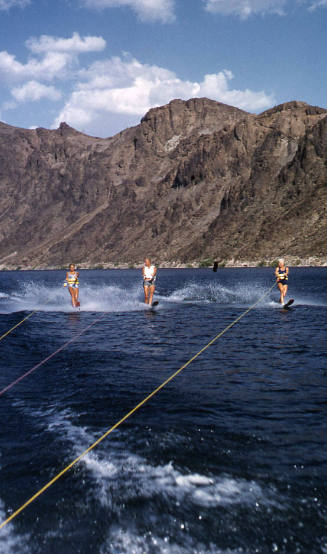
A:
[[0, 278, 275, 314], [175, 474, 213, 487], [169, 281, 327, 308], [192, 478, 263, 507], [0, 500, 30, 554], [0, 276, 325, 314], [40, 409, 279, 514], [0, 282, 148, 314], [165, 281, 272, 307], [9, 406, 281, 551], [100, 526, 240, 554]]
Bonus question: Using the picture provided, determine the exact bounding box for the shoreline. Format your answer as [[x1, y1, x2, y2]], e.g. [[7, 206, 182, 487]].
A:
[[1, 256, 327, 271]]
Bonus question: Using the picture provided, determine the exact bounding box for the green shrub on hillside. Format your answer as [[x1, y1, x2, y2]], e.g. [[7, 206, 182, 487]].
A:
[[198, 258, 214, 268]]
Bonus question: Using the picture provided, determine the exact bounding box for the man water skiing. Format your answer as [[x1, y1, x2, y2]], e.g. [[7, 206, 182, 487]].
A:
[[142, 258, 157, 306]]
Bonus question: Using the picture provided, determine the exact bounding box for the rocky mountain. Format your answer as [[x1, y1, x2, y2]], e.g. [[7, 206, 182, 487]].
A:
[[0, 97, 326, 269]]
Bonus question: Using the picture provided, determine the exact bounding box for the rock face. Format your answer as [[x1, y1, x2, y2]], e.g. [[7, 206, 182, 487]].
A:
[[0, 98, 326, 268]]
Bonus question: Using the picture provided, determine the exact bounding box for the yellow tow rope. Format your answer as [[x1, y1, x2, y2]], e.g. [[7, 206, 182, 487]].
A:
[[0, 282, 276, 530], [0, 298, 52, 343]]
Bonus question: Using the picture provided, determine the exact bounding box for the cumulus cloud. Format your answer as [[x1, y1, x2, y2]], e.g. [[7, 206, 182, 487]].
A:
[[53, 56, 274, 135], [205, 0, 287, 18], [80, 0, 175, 22], [0, 33, 106, 84], [0, 33, 274, 137], [0, 0, 29, 10], [196, 71, 273, 110], [11, 81, 62, 102], [26, 32, 106, 54], [0, 51, 73, 83]]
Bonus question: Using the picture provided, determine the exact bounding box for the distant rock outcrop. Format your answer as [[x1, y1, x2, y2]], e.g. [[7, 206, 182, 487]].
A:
[[0, 98, 326, 268]]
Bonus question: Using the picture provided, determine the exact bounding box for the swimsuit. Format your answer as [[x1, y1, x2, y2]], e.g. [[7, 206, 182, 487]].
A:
[[143, 265, 156, 286], [277, 268, 288, 286], [66, 272, 79, 288]]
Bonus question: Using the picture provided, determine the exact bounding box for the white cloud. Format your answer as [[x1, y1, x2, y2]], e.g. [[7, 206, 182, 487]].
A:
[[26, 32, 106, 54], [205, 0, 327, 17], [53, 56, 274, 135], [0, 34, 274, 137], [78, 56, 178, 90], [205, 0, 287, 18], [80, 0, 175, 22], [2, 100, 17, 111], [196, 71, 273, 110], [11, 81, 62, 102], [0, 33, 106, 84], [309, 0, 327, 8], [0, 0, 29, 10], [0, 50, 72, 83]]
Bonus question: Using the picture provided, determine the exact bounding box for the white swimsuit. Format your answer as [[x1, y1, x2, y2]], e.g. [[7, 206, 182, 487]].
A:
[[143, 265, 156, 285]]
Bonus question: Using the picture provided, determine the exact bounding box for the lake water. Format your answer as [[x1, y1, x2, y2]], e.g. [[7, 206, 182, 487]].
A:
[[0, 268, 326, 553]]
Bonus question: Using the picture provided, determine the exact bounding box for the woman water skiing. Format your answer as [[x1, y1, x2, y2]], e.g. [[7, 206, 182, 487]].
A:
[[275, 259, 289, 305], [64, 263, 80, 308], [142, 258, 157, 305]]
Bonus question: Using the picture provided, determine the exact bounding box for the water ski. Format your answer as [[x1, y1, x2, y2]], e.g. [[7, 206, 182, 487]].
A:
[[282, 298, 294, 309], [151, 301, 159, 309]]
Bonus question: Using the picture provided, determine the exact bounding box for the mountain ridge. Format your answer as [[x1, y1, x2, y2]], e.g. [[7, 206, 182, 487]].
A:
[[0, 98, 326, 269]]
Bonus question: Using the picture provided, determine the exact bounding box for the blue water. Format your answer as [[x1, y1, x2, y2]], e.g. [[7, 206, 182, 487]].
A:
[[0, 268, 326, 553]]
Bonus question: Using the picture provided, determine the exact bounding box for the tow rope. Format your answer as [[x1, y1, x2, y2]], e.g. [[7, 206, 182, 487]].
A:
[[0, 282, 276, 530]]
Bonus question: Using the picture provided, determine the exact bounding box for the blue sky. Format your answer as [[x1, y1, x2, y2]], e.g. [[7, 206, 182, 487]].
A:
[[0, 0, 326, 137]]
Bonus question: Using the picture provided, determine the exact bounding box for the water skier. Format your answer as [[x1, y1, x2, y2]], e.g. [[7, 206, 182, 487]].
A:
[[142, 258, 157, 305], [64, 263, 80, 308], [275, 259, 289, 305]]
